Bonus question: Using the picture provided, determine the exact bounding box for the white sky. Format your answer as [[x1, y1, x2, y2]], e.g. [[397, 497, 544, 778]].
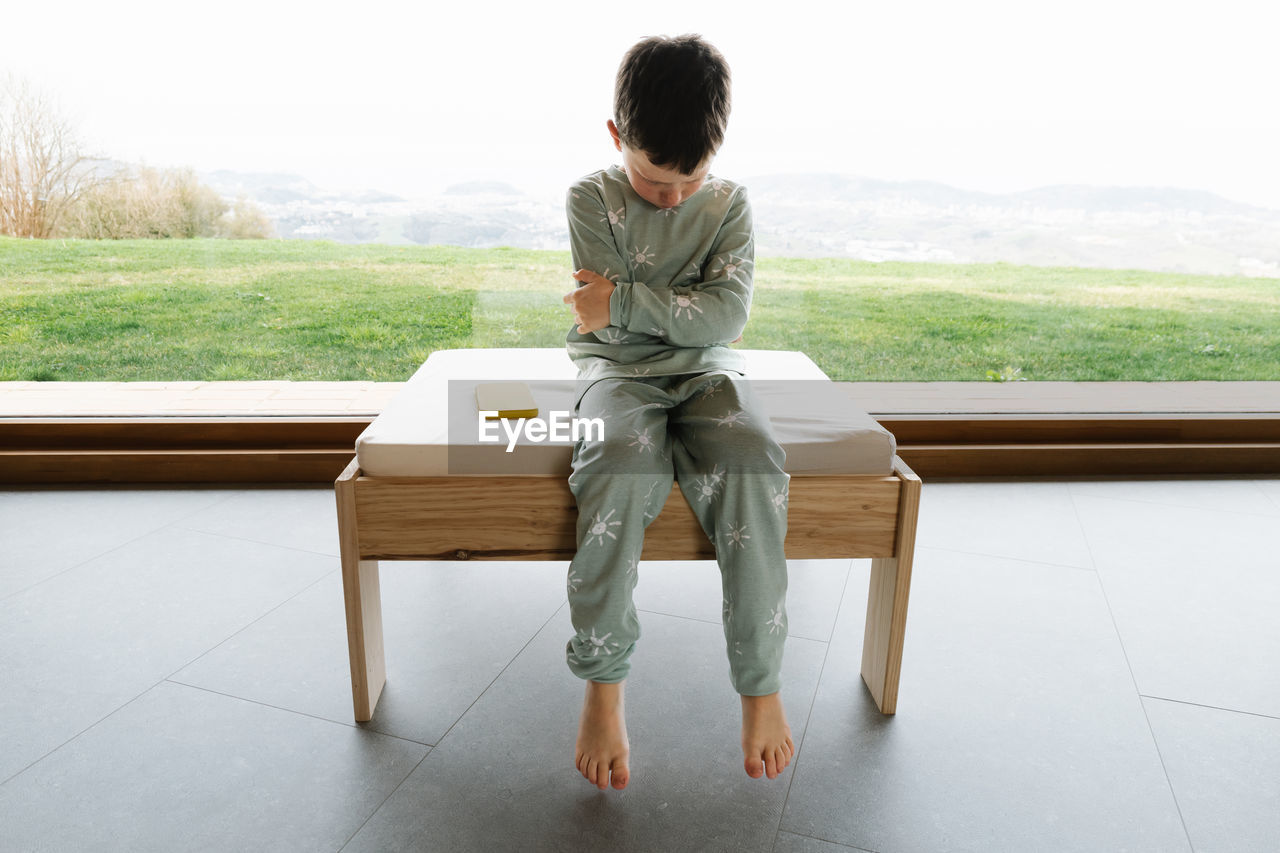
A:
[[7, 0, 1280, 208]]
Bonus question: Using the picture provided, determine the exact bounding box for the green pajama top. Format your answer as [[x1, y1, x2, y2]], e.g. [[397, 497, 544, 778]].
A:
[[565, 165, 755, 381]]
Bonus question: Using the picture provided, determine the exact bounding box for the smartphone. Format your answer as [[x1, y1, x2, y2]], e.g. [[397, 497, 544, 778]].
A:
[[475, 381, 539, 419]]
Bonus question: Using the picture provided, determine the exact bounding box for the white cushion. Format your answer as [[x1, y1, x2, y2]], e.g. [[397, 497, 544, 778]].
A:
[[355, 348, 896, 476]]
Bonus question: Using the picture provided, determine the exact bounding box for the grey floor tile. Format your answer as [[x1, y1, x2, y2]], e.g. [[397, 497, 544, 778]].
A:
[[0, 680, 426, 853], [7, 480, 1277, 851], [173, 560, 569, 744], [633, 558, 852, 642], [342, 607, 828, 853], [175, 485, 341, 556], [1073, 493, 1280, 717], [1254, 478, 1280, 513], [1066, 477, 1280, 517], [781, 549, 1189, 853], [1144, 697, 1280, 853], [0, 526, 333, 783], [915, 481, 1094, 569], [773, 831, 875, 852], [0, 487, 240, 599]]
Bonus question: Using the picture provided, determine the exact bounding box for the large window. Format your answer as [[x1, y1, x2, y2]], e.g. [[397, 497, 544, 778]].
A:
[[3, 2, 1277, 418]]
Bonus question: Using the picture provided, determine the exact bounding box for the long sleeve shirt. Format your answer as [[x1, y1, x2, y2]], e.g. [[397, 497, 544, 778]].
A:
[[564, 165, 755, 380]]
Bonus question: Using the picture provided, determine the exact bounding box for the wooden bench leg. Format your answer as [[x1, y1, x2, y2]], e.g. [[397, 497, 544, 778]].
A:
[[336, 460, 386, 722], [860, 457, 921, 714], [342, 557, 386, 721]]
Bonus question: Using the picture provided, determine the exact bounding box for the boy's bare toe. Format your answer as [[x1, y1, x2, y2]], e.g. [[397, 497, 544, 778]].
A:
[[610, 759, 630, 790]]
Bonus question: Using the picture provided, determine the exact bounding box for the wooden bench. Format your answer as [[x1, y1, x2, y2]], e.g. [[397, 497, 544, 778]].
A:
[[334, 454, 920, 720], [334, 348, 921, 721]]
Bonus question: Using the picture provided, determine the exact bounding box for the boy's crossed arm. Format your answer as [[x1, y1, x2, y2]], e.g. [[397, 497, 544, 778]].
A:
[[563, 187, 754, 346]]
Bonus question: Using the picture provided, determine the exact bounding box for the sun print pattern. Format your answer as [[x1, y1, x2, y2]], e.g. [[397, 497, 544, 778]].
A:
[[723, 521, 751, 549], [714, 409, 748, 428], [672, 292, 704, 320], [630, 245, 655, 269], [710, 253, 752, 284], [765, 601, 786, 635], [585, 508, 622, 546], [579, 627, 620, 656]]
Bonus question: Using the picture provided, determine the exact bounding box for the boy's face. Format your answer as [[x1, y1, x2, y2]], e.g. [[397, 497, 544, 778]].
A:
[[608, 120, 710, 210]]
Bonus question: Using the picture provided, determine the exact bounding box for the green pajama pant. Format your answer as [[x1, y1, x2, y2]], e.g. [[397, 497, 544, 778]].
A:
[[564, 370, 790, 696]]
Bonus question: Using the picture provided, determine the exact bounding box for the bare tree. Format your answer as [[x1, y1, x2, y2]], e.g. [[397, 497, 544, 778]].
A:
[[0, 76, 95, 238]]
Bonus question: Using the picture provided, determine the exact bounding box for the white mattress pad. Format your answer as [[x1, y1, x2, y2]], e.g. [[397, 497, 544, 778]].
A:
[[355, 349, 896, 476]]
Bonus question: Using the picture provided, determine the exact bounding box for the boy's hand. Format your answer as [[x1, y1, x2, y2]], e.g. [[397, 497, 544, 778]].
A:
[[563, 269, 616, 334]]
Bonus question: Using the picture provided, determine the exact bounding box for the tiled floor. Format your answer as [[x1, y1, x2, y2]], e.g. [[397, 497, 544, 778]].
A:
[[1, 478, 1277, 852]]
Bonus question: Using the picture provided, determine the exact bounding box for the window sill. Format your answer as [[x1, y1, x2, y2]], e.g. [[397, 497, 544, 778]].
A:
[[2, 381, 1277, 483]]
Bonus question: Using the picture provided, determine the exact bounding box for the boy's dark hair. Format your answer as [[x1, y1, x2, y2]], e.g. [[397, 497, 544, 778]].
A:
[[613, 34, 731, 176]]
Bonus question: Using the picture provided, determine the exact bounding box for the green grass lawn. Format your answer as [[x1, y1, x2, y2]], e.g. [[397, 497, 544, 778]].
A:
[[2, 235, 1277, 382]]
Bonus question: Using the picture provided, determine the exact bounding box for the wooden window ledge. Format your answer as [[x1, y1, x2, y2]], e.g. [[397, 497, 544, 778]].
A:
[[1, 381, 1277, 483]]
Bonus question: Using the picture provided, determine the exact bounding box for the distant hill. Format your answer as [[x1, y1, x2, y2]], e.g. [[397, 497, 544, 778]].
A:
[[1009, 184, 1266, 215], [745, 174, 1001, 208], [201, 170, 403, 204], [742, 173, 1280, 277], [203, 170, 319, 197], [744, 173, 1270, 216], [444, 181, 523, 196], [191, 168, 1280, 277]]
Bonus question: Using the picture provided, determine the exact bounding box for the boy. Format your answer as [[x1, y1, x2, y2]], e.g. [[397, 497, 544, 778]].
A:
[[560, 34, 794, 792]]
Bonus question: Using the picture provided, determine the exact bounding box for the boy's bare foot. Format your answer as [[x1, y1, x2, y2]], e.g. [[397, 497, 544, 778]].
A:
[[741, 692, 795, 779], [575, 680, 630, 790]]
